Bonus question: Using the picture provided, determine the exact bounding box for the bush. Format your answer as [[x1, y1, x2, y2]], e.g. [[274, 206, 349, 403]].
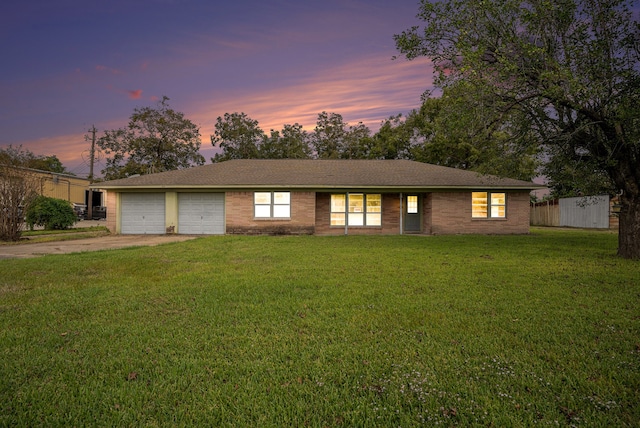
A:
[[26, 196, 77, 230]]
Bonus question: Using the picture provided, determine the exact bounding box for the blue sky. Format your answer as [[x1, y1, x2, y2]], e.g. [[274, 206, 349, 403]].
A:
[[0, 0, 432, 176]]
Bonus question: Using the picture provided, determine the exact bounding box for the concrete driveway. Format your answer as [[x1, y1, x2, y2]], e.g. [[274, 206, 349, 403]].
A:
[[0, 234, 199, 259]]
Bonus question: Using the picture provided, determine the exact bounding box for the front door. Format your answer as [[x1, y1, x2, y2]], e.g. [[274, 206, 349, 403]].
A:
[[404, 195, 421, 233]]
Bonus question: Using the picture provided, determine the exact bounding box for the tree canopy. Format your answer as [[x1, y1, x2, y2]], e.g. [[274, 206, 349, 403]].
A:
[[260, 124, 312, 159], [209, 107, 538, 180], [395, 0, 640, 258], [211, 111, 373, 161], [98, 96, 205, 180], [0, 145, 70, 174], [371, 82, 539, 181], [211, 112, 265, 162]]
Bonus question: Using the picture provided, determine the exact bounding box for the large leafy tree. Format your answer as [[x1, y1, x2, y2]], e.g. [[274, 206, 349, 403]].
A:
[[260, 123, 312, 159], [339, 122, 372, 159], [366, 114, 416, 160], [364, 86, 538, 181], [409, 82, 539, 180], [542, 143, 616, 198], [310, 112, 373, 159], [0, 145, 70, 174], [211, 112, 264, 162], [98, 96, 205, 179], [395, 0, 640, 258], [212, 112, 373, 160], [310, 112, 347, 159]]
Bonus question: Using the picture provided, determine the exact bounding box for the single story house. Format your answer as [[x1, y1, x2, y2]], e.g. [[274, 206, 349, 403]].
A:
[[92, 159, 544, 236]]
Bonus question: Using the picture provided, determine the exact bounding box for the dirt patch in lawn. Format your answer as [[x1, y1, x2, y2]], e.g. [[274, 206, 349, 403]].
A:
[[0, 234, 200, 259]]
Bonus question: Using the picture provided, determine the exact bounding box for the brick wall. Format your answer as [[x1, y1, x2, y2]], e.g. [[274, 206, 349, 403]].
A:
[[429, 191, 531, 234], [422, 193, 433, 234], [225, 191, 316, 235], [104, 190, 117, 233], [107, 189, 531, 236]]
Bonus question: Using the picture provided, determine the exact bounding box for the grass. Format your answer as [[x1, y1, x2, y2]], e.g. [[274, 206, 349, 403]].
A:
[[20, 226, 109, 237], [0, 226, 110, 245], [0, 228, 638, 426]]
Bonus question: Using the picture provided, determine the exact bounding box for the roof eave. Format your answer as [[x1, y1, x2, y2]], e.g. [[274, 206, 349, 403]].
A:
[[92, 184, 545, 191]]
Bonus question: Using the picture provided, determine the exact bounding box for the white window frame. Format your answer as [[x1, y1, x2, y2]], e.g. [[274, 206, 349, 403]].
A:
[[254, 191, 291, 219], [472, 192, 506, 219], [330, 193, 382, 227]]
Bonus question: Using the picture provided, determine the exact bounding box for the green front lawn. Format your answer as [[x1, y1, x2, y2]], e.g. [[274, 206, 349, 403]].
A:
[[1, 229, 638, 426]]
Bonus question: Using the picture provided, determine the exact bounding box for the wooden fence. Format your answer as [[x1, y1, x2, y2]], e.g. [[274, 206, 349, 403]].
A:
[[530, 199, 560, 226], [531, 195, 619, 229]]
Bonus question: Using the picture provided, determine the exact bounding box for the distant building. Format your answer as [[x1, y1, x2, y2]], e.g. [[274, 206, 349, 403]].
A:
[[1, 165, 105, 218]]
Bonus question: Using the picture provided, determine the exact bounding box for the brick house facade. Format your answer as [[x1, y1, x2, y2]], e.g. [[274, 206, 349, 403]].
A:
[[96, 160, 541, 236], [226, 191, 316, 235]]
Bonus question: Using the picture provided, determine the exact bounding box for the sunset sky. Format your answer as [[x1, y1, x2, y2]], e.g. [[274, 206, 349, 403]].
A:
[[1, 0, 432, 177]]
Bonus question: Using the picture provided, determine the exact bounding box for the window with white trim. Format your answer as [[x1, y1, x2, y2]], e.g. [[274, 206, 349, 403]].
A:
[[331, 193, 381, 226], [254, 191, 291, 218], [472, 192, 506, 218]]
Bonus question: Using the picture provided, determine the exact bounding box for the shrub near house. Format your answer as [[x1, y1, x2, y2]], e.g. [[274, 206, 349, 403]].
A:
[[26, 196, 77, 230]]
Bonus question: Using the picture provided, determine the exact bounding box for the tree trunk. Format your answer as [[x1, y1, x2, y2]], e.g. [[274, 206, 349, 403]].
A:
[[617, 193, 640, 260]]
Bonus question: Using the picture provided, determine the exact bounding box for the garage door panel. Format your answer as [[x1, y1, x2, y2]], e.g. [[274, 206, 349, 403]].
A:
[[178, 193, 224, 235], [121, 193, 165, 234]]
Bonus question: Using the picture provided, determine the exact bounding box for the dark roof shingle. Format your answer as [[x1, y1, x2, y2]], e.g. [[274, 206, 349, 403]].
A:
[[95, 159, 542, 190]]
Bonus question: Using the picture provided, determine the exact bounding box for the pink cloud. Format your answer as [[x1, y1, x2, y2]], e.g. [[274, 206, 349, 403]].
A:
[[128, 90, 143, 99], [9, 53, 432, 175], [95, 65, 122, 75], [188, 54, 433, 137], [104, 85, 145, 100]]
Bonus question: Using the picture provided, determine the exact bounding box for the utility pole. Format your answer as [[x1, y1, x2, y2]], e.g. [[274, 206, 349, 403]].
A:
[[87, 125, 96, 221], [88, 125, 96, 181]]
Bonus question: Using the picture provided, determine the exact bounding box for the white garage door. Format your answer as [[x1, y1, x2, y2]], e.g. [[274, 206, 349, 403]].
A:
[[121, 193, 166, 234], [178, 193, 225, 234]]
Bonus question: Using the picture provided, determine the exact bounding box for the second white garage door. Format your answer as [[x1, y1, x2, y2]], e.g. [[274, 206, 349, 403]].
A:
[[178, 193, 225, 234], [121, 193, 166, 234]]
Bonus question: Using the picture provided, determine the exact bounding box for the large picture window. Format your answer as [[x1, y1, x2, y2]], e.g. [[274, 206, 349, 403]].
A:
[[472, 192, 506, 218], [254, 191, 290, 218], [331, 193, 381, 226]]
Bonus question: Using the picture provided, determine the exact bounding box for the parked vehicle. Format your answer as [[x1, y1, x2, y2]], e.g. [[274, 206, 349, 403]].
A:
[[91, 206, 107, 220], [72, 203, 87, 220]]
